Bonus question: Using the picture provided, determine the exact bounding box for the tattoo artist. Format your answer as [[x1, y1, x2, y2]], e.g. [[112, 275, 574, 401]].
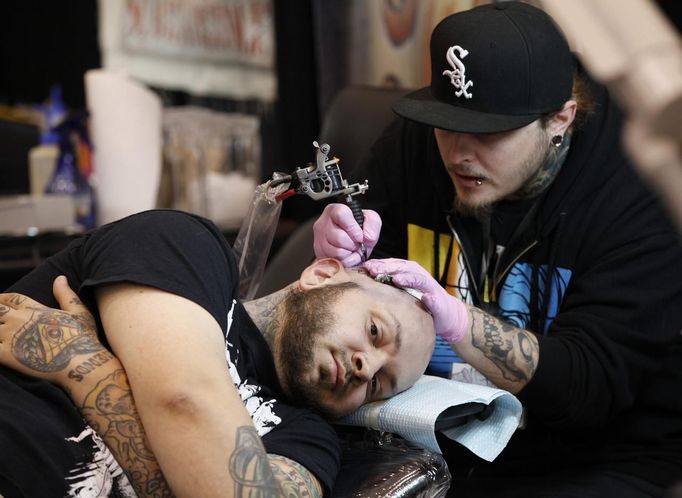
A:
[[311, 3, 682, 497]]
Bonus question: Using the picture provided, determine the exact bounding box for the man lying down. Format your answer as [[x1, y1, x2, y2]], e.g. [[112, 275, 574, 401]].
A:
[[0, 209, 436, 498]]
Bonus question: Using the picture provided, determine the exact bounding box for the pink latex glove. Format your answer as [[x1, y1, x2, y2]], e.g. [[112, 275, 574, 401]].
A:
[[313, 203, 382, 267], [362, 258, 470, 344]]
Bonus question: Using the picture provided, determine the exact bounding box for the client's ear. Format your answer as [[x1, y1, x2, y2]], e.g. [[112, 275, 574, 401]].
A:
[[299, 258, 348, 290]]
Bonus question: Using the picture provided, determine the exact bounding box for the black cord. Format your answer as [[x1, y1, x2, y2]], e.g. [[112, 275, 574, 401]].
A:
[[269, 175, 293, 187], [345, 196, 365, 229]]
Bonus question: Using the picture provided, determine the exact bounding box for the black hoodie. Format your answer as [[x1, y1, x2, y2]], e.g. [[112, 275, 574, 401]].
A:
[[350, 80, 682, 487]]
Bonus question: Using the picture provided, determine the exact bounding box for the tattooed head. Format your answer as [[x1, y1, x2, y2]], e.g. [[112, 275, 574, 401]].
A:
[[274, 263, 435, 418]]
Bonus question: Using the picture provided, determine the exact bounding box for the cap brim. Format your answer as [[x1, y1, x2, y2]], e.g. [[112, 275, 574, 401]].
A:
[[393, 87, 540, 134]]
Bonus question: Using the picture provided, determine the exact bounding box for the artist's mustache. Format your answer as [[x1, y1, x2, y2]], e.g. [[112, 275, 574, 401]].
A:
[[449, 163, 487, 179]]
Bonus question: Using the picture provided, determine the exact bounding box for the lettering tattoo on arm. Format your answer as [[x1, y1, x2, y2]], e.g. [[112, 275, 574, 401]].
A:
[[68, 351, 115, 382], [470, 307, 539, 387]]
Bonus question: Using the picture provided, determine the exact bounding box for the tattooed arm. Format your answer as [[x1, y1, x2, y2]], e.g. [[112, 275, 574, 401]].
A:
[[453, 305, 539, 393], [0, 280, 325, 498], [0, 277, 172, 497]]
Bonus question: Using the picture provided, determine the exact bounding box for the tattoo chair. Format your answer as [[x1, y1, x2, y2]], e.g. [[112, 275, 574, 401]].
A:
[[258, 86, 452, 498]]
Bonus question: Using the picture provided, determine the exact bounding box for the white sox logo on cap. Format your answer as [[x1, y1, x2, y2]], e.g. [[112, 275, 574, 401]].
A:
[[442, 45, 473, 99]]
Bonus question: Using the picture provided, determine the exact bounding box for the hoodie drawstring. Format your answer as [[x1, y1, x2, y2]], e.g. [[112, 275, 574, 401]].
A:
[[538, 211, 567, 333]]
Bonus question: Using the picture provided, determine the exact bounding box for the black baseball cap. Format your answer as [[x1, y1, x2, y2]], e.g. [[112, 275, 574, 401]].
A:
[[393, 1, 574, 134]]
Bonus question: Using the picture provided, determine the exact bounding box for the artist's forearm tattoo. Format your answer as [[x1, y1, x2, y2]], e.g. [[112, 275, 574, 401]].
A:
[[230, 426, 279, 497], [10, 306, 101, 373], [80, 369, 173, 498], [470, 308, 539, 386]]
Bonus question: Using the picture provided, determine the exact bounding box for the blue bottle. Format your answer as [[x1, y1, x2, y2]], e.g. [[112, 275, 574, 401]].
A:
[[45, 122, 96, 230]]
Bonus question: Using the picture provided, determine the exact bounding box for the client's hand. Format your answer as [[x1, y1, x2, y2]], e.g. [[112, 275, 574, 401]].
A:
[[0, 276, 112, 388], [363, 259, 470, 343], [313, 203, 382, 267]]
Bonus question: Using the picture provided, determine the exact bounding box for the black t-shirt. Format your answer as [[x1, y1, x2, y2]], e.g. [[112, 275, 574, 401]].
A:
[[1, 210, 340, 497]]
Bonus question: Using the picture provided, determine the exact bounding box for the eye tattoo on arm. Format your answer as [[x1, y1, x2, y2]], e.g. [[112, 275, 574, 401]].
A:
[[11, 308, 103, 373]]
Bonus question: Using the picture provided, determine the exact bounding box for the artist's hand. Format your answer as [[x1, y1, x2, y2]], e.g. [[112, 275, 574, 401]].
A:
[[363, 259, 470, 343], [0, 276, 111, 388], [313, 203, 382, 267]]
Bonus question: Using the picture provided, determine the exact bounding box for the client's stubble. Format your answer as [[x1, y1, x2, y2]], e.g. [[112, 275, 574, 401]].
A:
[[275, 282, 359, 417]]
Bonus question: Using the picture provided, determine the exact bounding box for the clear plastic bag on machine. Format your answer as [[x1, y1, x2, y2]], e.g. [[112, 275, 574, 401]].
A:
[[232, 172, 290, 300]]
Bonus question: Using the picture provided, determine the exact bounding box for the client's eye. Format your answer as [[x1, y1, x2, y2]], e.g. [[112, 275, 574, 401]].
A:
[[370, 322, 378, 340], [371, 375, 378, 395]]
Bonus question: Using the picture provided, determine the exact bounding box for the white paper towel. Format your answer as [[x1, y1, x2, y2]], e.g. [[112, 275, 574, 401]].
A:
[[85, 70, 162, 225], [337, 375, 522, 462]]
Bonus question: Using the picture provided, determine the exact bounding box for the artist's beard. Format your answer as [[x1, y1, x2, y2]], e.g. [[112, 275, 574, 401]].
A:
[[452, 198, 494, 219], [452, 135, 553, 219]]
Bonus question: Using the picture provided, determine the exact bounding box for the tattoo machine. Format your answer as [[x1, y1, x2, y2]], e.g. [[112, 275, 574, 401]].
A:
[[271, 141, 370, 260], [233, 141, 368, 300], [272, 141, 369, 248]]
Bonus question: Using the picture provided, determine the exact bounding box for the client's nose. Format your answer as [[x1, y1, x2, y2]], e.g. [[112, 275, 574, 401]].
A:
[[350, 352, 377, 384]]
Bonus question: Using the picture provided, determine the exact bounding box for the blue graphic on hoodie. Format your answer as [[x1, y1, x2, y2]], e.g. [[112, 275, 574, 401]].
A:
[[498, 262, 572, 333]]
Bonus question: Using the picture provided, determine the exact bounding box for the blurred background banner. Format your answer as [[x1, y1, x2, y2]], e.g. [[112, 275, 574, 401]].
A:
[[99, 0, 276, 101], [347, 0, 488, 90]]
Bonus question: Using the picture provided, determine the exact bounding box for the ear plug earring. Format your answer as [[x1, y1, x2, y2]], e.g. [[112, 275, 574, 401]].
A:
[[551, 134, 564, 148]]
